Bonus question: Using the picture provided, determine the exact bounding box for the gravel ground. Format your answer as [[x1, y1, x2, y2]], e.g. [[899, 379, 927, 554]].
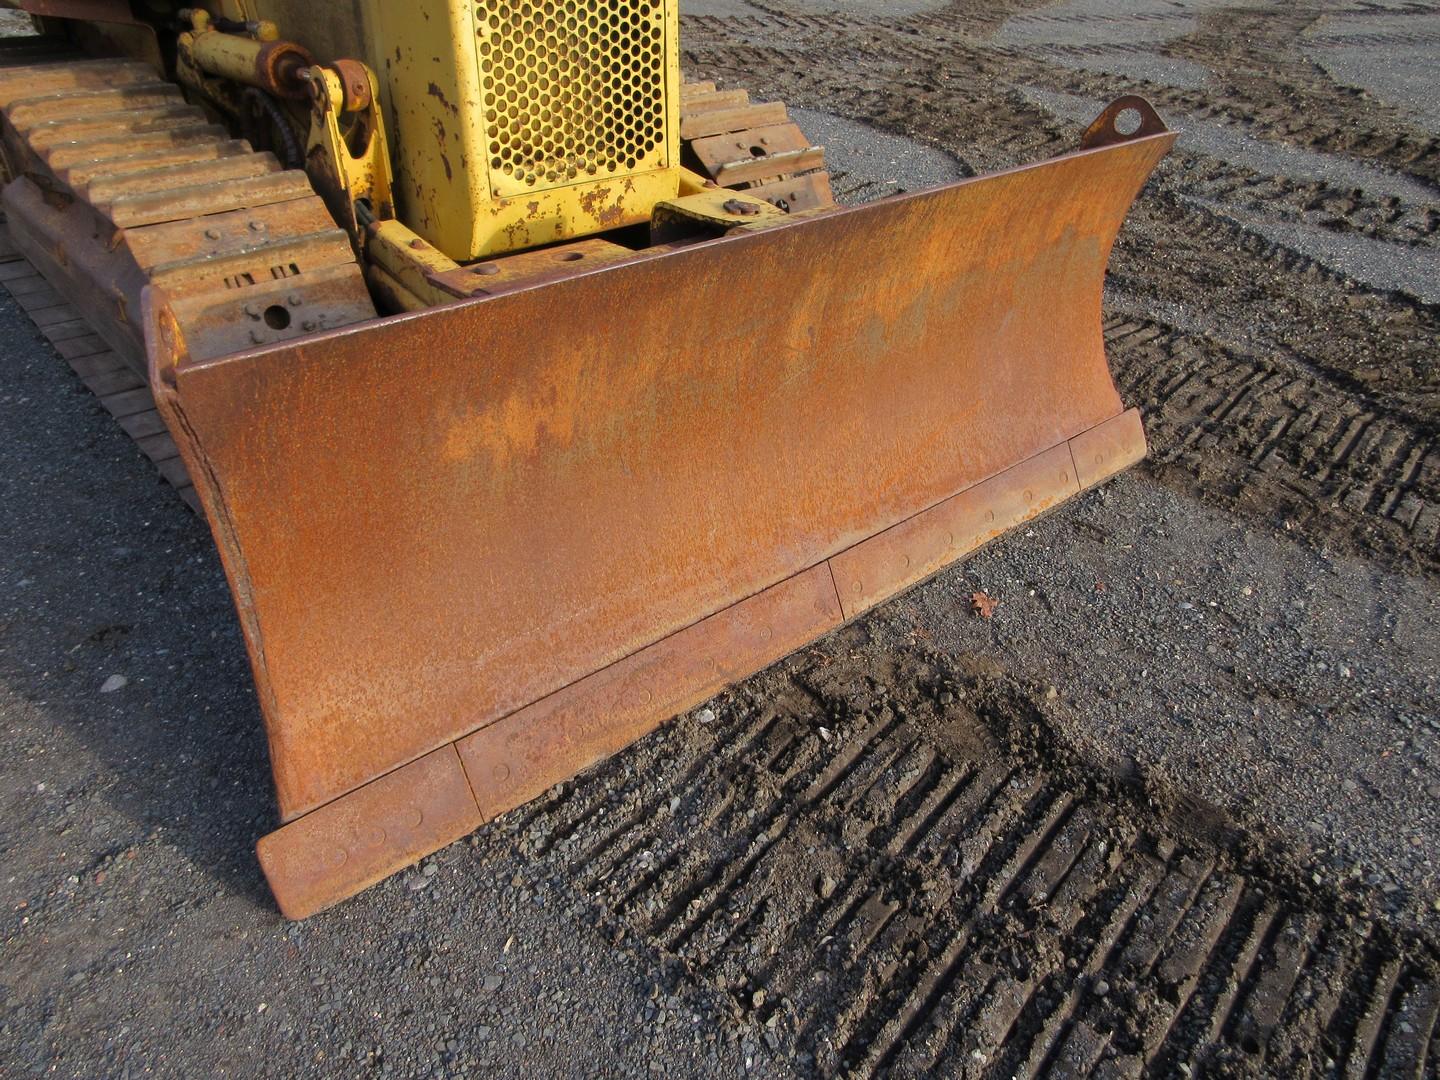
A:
[[3, 2, 1439, 1077]]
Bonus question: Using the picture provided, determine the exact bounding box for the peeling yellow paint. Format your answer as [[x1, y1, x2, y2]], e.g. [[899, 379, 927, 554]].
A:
[[351, 0, 681, 260]]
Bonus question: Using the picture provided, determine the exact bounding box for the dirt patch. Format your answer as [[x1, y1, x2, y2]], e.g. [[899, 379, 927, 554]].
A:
[[515, 636, 1439, 1076]]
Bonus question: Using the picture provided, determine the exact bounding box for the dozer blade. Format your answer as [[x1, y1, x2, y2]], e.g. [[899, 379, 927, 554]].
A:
[[147, 100, 1175, 918]]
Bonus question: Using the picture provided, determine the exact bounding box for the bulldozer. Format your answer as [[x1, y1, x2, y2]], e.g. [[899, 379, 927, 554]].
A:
[[0, 1, 1174, 918]]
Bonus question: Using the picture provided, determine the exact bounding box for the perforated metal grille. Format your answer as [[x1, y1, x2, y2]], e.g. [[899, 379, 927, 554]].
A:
[[476, 0, 668, 197]]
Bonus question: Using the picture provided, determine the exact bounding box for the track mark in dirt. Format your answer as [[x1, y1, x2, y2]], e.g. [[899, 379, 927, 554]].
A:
[[509, 643, 1440, 1077], [1175, 159, 1439, 252], [1115, 192, 1438, 404], [1160, 7, 1440, 181], [1103, 311, 1440, 574], [695, 3, 1440, 191], [1182, 193, 1440, 305], [1018, 83, 1440, 251]]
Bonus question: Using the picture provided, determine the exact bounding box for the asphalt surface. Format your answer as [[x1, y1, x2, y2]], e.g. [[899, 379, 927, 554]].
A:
[[3, 2, 1439, 1077]]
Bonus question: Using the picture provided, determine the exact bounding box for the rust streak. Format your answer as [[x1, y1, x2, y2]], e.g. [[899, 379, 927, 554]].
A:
[[426, 81, 458, 115]]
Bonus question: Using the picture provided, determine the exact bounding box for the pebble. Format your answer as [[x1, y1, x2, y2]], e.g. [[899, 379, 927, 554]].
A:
[[1094, 980, 1111, 997], [99, 674, 128, 693], [422, 862, 438, 877], [695, 708, 715, 724], [817, 875, 837, 900]]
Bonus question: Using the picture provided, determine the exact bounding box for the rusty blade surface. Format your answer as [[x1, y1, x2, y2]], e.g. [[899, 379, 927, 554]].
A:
[[155, 126, 1174, 822], [829, 442, 1081, 620], [457, 563, 843, 823], [258, 406, 1142, 920]]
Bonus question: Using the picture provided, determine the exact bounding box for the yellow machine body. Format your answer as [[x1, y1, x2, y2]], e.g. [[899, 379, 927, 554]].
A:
[[222, 0, 682, 259]]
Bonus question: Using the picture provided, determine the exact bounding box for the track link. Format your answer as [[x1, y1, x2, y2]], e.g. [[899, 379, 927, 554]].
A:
[[0, 54, 375, 505], [679, 80, 836, 212]]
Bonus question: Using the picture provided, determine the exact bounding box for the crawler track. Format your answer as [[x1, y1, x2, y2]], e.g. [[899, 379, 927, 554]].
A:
[[0, 51, 374, 504], [513, 643, 1439, 1078], [0, 58, 835, 508], [0, 232, 200, 505], [0, 4, 1438, 1076]]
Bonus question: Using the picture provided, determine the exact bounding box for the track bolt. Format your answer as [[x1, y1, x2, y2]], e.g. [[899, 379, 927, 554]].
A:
[[722, 198, 761, 216], [287, 293, 303, 307], [204, 228, 221, 240], [248, 220, 266, 232], [244, 303, 261, 318], [248, 329, 262, 343]]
